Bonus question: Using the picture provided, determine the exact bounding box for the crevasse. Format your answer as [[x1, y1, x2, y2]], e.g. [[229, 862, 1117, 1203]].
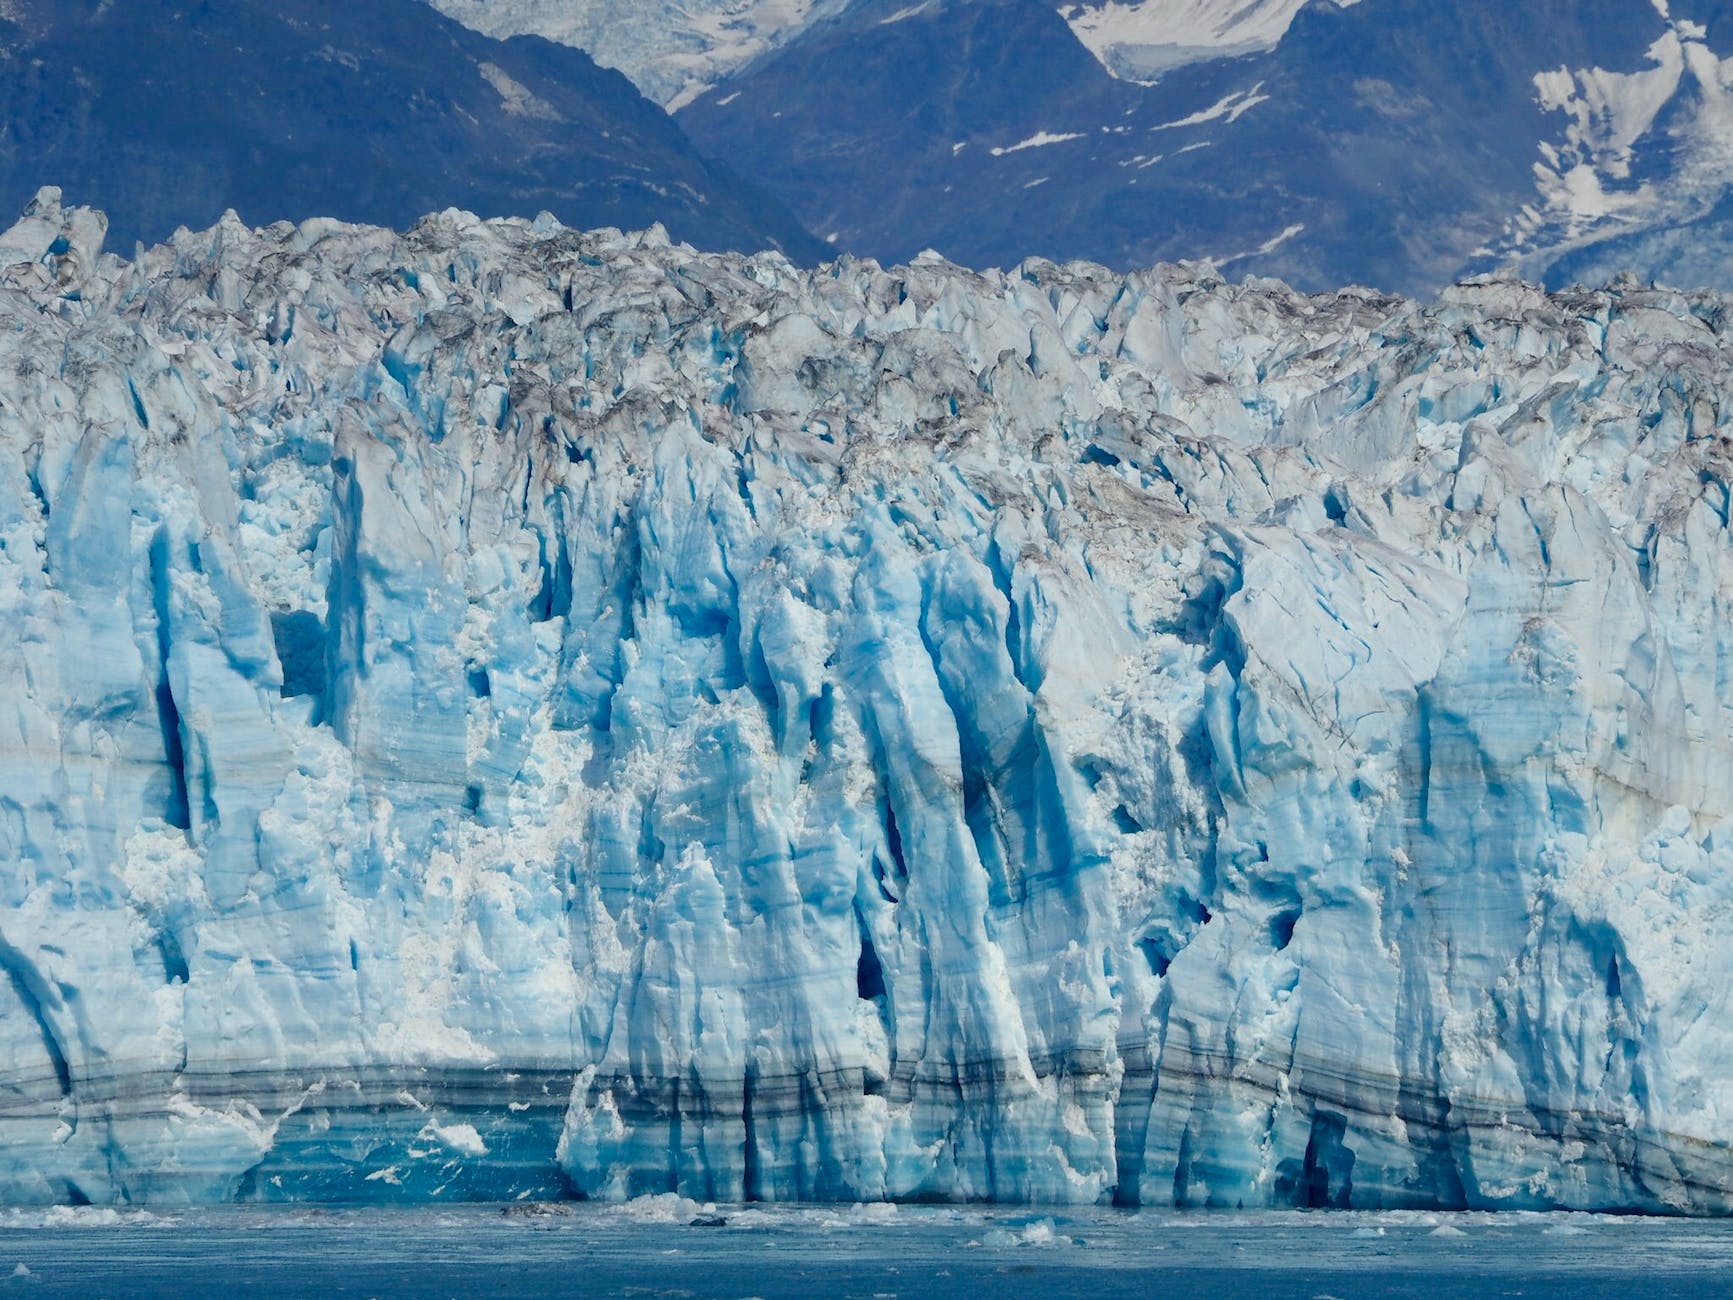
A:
[[2, 187, 1732, 1211]]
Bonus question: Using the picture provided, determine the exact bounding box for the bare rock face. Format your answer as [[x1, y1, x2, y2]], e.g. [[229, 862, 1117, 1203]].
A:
[[2, 194, 1733, 1211]]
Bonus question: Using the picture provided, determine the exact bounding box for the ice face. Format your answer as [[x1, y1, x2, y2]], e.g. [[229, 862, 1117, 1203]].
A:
[[1, 188, 1732, 1210]]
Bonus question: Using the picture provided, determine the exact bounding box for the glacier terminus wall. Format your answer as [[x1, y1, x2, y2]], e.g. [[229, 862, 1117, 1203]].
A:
[[2, 187, 1733, 1211]]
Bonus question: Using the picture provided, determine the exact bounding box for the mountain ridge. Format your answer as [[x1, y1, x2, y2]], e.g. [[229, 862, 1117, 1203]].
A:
[[0, 0, 826, 259], [678, 0, 1733, 293]]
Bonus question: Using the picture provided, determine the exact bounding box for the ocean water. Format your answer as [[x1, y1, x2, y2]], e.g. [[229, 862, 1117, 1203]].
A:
[[2, 1203, 1731, 1299]]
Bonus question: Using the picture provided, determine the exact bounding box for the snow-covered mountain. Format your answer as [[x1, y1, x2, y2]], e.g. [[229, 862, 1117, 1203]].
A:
[[408, 0, 1733, 291], [1495, 2, 1733, 287], [5, 192, 1733, 1210], [423, 0, 851, 108], [422, 0, 1356, 103], [0, 0, 822, 259], [679, 0, 1733, 293]]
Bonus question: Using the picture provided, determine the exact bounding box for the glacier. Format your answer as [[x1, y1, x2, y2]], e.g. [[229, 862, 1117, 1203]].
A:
[[3, 186, 1733, 1212], [421, 0, 855, 110], [1059, 0, 1353, 82]]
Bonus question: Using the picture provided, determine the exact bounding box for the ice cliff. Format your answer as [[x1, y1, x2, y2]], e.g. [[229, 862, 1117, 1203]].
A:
[[3, 187, 1733, 1212]]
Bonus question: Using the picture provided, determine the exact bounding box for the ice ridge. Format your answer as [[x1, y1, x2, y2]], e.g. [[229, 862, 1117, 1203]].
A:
[[2, 187, 1733, 1211]]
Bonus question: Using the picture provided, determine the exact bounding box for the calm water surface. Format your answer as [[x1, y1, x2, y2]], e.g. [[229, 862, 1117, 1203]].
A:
[[3, 1202, 1732, 1299]]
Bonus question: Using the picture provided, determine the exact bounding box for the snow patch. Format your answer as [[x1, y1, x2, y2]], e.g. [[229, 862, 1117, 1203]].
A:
[[1155, 84, 1268, 130], [990, 131, 1088, 156], [879, 2, 934, 23], [477, 62, 563, 121], [1061, 0, 1362, 82], [1502, 9, 1733, 273]]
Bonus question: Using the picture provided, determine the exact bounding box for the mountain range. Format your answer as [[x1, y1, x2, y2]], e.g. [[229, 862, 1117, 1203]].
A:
[[417, 0, 1733, 293], [677, 0, 1733, 292], [0, 0, 822, 259], [3, 1, 1733, 308]]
